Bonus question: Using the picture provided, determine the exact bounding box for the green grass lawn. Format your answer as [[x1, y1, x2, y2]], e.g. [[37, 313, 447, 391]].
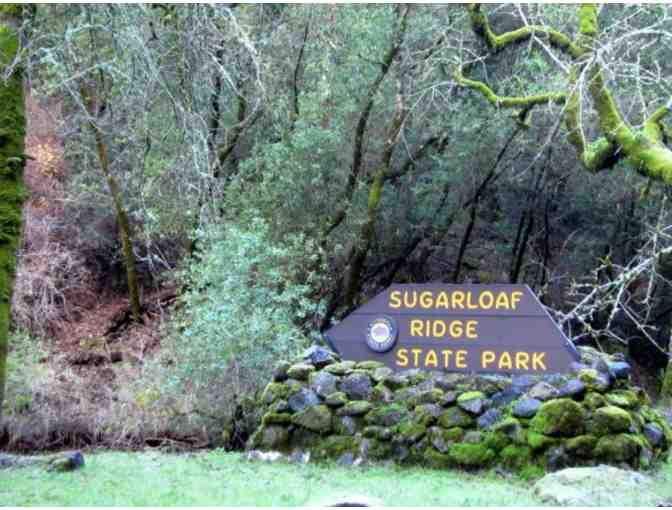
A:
[[1, 450, 671, 507]]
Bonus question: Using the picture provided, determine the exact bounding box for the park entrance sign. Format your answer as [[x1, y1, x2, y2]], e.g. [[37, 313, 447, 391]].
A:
[[324, 284, 579, 374]]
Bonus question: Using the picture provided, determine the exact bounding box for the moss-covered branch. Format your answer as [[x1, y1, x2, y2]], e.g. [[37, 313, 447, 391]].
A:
[[0, 6, 26, 422], [468, 3, 584, 59], [454, 68, 566, 109]]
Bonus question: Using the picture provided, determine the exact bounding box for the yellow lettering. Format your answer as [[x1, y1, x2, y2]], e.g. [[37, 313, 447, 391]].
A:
[[425, 350, 438, 368], [411, 348, 422, 367], [449, 320, 463, 338], [396, 348, 408, 367], [456, 350, 467, 368], [403, 291, 417, 309], [442, 349, 453, 368], [466, 291, 478, 309], [410, 319, 423, 337], [498, 351, 513, 370], [420, 291, 433, 309], [495, 292, 510, 309], [432, 320, 446, 338], [435, 291, 449, 309], [481, 350, 496, 368], [515, 351, 530, 370], [511, 291, 523, 309], [532, 352, 547, 371], [389, 290, 402, 308], [452, 291, 465, 309], [466, 320, 478, 339], [479, 290, 494, 309]]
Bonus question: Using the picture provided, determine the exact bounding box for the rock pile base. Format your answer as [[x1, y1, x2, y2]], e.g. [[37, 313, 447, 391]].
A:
[[249, 346, 671, 473]]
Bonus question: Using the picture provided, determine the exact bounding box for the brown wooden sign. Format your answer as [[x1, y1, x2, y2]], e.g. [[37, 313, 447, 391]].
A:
[[324, 284, 579, 374]]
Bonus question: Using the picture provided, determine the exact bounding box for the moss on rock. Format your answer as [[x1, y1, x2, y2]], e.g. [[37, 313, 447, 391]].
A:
[[594, 434, 641, 463], [605, 390, 639, 409], [439, 406, 474, 429], [423, 447, 453, 469], [336, 400, 372, 416], [565, 434, 598, 458], [591, 405, 633, 435], [530, 398, 585, 437], [500, 444, 533, 470], [292, 405, 332, 433], [448, 443, 495, 468], [365, 402, 408, 427]]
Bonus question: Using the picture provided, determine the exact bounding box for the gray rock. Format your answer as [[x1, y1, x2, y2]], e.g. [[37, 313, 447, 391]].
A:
[[303, 345, 338, 368], [512, 398, 542, 418], [457, 393, 487, 415], [310, 371, 338, 398], [334, 416, 359, 436], [490, 387, 523, 408], [643, 423, 664, 448], [287, 363, 314, 381], [440, 391, 458, 407], [607, 361, 631, 380], [558, 379, 586, 399], [533, 466, 652, 506], [511, 374, 537, 391], [341, 372, 373, 400], [288, 388, 320, 413], [528, 381, 560, 401], [477, 408, 502, 430]]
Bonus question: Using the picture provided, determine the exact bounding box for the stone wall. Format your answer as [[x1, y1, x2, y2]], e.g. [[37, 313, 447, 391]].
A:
[[248, 346, 671, 474]]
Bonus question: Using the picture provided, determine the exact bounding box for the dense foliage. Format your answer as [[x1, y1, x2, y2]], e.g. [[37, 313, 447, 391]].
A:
[[2, 3, 672, 448]]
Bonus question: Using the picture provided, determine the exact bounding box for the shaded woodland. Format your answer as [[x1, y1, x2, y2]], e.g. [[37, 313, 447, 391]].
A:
[[1, 3, 672, 450]]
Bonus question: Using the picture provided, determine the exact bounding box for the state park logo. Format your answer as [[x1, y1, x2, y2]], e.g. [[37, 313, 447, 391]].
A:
[[324, 284, 580, 374], [365, 316, 398, 353]]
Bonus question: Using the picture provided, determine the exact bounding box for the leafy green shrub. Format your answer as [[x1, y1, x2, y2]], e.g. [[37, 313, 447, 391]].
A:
[[164, 216, 323, 401]]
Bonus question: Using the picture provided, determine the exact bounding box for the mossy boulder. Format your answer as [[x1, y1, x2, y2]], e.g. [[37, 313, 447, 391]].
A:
[[439, 407, 474, 429], [332, 415, 361, 436], [591, 406, 632, 435], [605, 390, 639, 409], [408, 388, 444, 407], [292, 405, 332, 433], [423, 447, 453, 469], [324, 361, 356, 376], [315, 435, 360, 459], [583, 391, 607, 410], [309, 371, 338, 398], [262, 412, 292, 426], [252, 425, 289, 450], [340, 372, 373, 400], [372, 367, 393, 383], [492, 417, 526, 445], [414, 404, 443, 426], [565, 434, 598, 458], [260, 382, 292, 405], [324, 392, 348, 407], [594, 434, 641, 463], [448, 443, 495, 468], [500, 444, 533, 470], [578, 369, 611, 392], [365, 403, 409, 427], [457, 391, 487, 415], [528, 431, 560, 451], [428, 426, 464, 453], [336, 400, 372, 417], [530, 398, 585, 437], [287, 363, 315, 381], [395, 420, 427, 444], [356, 360, 385, 370]]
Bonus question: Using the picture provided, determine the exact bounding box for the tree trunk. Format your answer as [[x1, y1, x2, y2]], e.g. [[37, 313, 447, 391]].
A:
[[0, 5, 27, 422], [90, 123, 142, 323]]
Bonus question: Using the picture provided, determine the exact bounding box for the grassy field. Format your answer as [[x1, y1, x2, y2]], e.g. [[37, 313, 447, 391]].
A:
[[1, 450, 671, 507]]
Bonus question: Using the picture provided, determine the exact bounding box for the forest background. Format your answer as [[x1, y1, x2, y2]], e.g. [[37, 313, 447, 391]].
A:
[[2, 2, 672, 451]]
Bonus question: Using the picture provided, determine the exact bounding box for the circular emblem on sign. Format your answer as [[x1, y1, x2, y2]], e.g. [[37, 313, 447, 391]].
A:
[[366, 316, 398, 353]]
